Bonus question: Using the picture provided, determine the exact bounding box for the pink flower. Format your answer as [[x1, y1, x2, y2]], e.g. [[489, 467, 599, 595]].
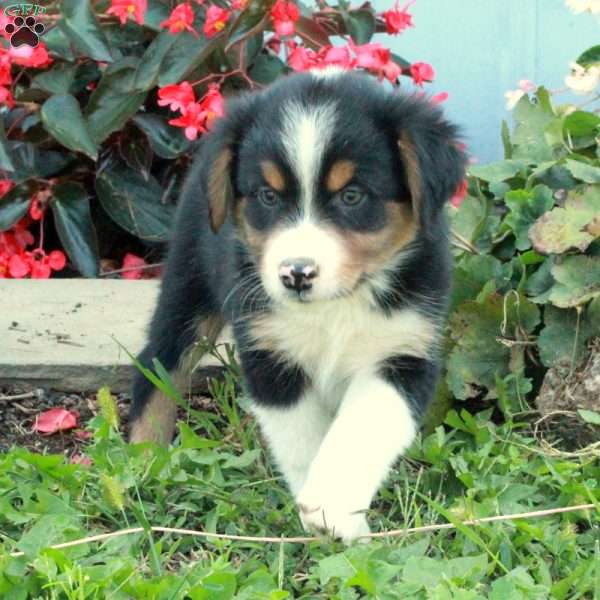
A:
[[121, 252, 147, 280], [10, 43, 52, 68], [0, 86, 14, 108], [203, 5, 231, 37], [270, 0, 300, 37], [0, 178, 13, 198], [0, 51, 11, 86], [201, 83, 225, 127], [168, 84, 224, 140], [34, 407, 79, 435], [288, 45, 318, 71], [29, 196, 45, 221], [450, 179, 468, 208], [107, 0, 147, 25], [351, 42, 400, 81], [160, 3, 196, 34], [70, 453, 93, 466], [431, 91, 449, 104], [158, 81, 196, 112], [8, 253, 29, 278], [24, 249, 67, 279], [410, 62, 435, 86], [382, 0, 414, 35], [317, 45, 354, 69]]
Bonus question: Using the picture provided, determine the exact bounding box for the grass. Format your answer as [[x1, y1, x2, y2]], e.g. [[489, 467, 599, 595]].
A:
[[0, 355, 599, 599]]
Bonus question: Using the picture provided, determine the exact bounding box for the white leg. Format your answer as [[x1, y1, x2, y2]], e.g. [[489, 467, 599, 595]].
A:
[[296, 372, 417, 542], [251, 390, 333, 496]]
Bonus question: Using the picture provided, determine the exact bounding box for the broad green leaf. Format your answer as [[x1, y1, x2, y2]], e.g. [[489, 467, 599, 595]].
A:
[[343, 10, 376, 45], [547, 255, 600, 307], [450, 194, 500, 253], [249, 53, 287, 85], [512, 91, 557, 162], [565, 159, 600, 183], [95, 161, 175, 241], [468, 160, 527, 183], [577, 44, 600, 67], [31, 64, 77, 95], [51, 182, 99, 277], [188, 572, 237, 600], [133, 114, 191, 159], [41, 94, 98, 160], [578, 409, 600, 425], [59, 0, 113, 62], [143, 0, 172, 30], [42, 24, 75, 61], [158, 32, 221, 86], [0, 120, 14, 172], [0, 185, 30, 231], [6, 142, 73, 183], [133, 31, 177, 91], [451, 254, 510, 309], [225, 9, 269, 52], [564, 110, 600, 138], [503, 185, 554, 250], [85, 63, 147, 144]]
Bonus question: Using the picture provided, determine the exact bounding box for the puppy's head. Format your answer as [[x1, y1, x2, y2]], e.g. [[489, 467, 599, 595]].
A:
[[203, 70, 466, 304]]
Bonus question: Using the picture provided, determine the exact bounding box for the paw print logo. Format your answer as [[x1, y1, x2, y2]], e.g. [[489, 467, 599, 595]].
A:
[[5, 16, 45, 48]]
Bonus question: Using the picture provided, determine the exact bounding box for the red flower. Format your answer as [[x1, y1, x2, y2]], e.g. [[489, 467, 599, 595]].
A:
[[34, 408, 79, 435], [0, 178, 13, 198], [382, 1, 414, 35], [29, 196, 45, 221], [410, 62, 435, 86], [10, 43, 52, 68], [450, 179, 468, 208], [0, 51, 11, 86], [431, 91, 449, 104], [231, 0, 248, 9], [203, 5, 230, 37], [288, 45, 318, 71], [158, 81, 196, 112], [70, 453, 93, 466], [168, 84, 225, 140], [107, 0, 148, 25], [201, 83, 225, 128], [121, 252, 147, 280], [160, 3, 196, 34], [351, 42, 400, 81], [271, 0, 300, 37], [8, 253, 29, 278], [0, 86, 14, 108], [317, 45, 354, 70], [25, 248, 67, 279]]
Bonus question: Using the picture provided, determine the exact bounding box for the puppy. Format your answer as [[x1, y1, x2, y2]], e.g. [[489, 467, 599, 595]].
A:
[[129, 69, 466, 542]]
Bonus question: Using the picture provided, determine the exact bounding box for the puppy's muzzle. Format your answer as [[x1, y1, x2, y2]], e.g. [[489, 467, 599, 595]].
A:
[[279, 258, 318, 293]]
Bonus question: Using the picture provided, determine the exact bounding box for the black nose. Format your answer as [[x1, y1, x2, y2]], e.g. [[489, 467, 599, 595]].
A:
[[279, 259, 318, 292]]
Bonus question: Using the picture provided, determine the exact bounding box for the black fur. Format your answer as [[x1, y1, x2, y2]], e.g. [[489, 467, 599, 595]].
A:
[[130, 70, 466, 434]]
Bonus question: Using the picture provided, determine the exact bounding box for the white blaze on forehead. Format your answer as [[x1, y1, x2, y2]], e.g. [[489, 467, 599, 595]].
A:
[[281, 101, 337, 218]]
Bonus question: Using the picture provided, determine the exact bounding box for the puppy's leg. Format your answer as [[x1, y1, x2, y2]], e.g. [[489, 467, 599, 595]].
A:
[[296, 364, 429, 542], [252, 389, 332, 496]]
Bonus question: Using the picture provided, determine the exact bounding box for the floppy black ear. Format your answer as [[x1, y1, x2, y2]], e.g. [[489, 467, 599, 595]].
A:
[[391, 96, 467, 234], [198, 95, 255, 233]]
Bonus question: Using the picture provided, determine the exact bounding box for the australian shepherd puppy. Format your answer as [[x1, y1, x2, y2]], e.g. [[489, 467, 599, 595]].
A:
[[129, 69, 466, 542]]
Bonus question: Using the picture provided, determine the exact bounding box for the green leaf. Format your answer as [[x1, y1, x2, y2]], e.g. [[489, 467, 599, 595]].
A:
[[42, 25, 75, 61], [451, 254, 510, 309], [503, 185, 554, 251], [468, 160, 527, 183], [85, 63, 147, 144], [143, 0, 172, 31], [41, 94, 98, 160], [225, 9, 269, 52], [133, 114, 191, 159], [547, 255, 600, 308], [158, 32, 221, 86], [51, 182, 99, 277], [450, 194, 500, 254], [249, 53, 287, 85], [0, 185, 30, 231], [59, 0, 113, 62], [5, 142, 73, 183], [512, 91, 557, 162], [188, 572, 237, 600], [565, 159, 600, 184], [577, 44, 600, 67], [537, 306, 592, 367], [96, 161, 176, 241], [343, 10, 376, 45], [564, 111, 600, 138], [578, 409, 600, 425], [134, 31, 178, 91], [0, 120, 15, 172], [501, 119, 512, 159]]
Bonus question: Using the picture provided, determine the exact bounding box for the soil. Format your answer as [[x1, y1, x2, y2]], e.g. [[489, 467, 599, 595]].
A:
[[0, 382, 219, 456]]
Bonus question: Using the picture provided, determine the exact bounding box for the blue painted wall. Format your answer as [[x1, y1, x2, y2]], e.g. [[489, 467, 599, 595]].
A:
[[371, 0, 599, 163]]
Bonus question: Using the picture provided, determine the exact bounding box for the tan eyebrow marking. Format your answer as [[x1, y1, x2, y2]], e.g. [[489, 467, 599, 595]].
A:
[[260, 160, 286, 192], [325, 159, 356, 192]]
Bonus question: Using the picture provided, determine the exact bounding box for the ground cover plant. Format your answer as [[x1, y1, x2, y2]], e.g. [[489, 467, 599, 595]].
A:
[[1, 0, 600, 597]]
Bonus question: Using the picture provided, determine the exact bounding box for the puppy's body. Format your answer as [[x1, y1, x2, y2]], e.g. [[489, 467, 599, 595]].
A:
[[130, 70, 465, 541]]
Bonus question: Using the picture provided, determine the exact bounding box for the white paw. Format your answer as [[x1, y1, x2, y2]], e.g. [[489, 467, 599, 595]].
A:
[[296, 486, 371, 544]]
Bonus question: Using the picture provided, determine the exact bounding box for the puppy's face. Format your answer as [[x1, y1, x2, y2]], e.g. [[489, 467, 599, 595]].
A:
[[206, 71, 465, 305]]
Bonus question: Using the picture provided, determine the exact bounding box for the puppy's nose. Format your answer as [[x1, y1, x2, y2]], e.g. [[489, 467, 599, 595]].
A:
[[279, 259, 318, 292]]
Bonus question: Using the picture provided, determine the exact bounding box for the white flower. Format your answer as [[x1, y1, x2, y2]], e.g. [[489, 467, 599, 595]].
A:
[[505, 89, 525, 110], [565, 61, 600, 95], [566, 0, 600, 13]]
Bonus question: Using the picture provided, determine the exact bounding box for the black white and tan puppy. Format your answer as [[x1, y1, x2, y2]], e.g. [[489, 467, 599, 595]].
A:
[[129, 68, 466, 542]]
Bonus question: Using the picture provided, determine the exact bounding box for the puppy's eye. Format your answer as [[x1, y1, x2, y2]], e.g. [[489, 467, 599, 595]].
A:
[[256, 187, 279, 207], [339, 185, 367, 206]]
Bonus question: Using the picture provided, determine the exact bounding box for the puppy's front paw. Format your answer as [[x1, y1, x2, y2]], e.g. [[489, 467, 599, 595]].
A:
[[296, 486, 370, 544]]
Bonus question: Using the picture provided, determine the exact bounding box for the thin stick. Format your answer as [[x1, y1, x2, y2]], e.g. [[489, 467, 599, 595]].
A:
[[0, 392, 39, 402], [7, 503, 595, 558], [99, 263, 164, 278]]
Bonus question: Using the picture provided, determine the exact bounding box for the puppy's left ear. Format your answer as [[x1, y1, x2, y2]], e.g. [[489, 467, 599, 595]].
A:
[[392, 96, 467, 234]]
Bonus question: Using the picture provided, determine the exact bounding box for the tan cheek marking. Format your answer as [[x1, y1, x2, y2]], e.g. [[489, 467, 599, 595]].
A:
[[338, 202, 417, 284], [325, 159, 356, 193], [261, 160, 286, 192], [397, 132, 422, 225]]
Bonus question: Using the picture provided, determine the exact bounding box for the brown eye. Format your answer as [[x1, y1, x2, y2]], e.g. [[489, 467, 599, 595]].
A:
[[340, 185, 367, 206], [257, 187, 278, 207]]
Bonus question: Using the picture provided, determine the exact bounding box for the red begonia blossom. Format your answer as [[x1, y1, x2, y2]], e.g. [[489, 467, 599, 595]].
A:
[[450, 179, 468, 208], [34, 408, 79, 435], [107, 0, 147, 25], [121, 252, 147, 280], [158, 81, 196, 112], [0, 86, 14, 108], [203, 5, 230, 37], [431, 91, 449, 104], [10, 43, 52, 68], [270, 0, 300, 37], [410, 61, 435, 86], [160, 3, 197, 34], [0, 178, 13, 197], [382, 0, 414, 35]]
